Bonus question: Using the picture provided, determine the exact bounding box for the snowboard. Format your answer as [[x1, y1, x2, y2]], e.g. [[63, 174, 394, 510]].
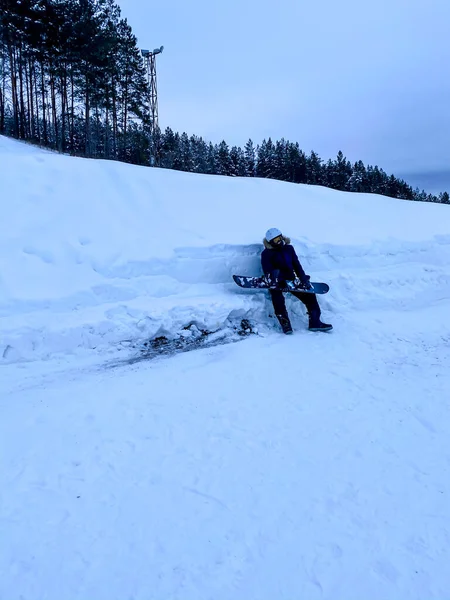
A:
[[233, 275, 329, 294], [233, 275, 330, 294]]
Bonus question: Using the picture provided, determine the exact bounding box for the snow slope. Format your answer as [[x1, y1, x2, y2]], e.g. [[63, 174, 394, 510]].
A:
[[1, 136, 450, 599], [1, 134, 450, 362]]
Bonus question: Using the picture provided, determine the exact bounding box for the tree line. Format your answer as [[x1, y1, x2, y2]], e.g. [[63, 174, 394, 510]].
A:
[[1, 0, 149, 161], [1, 0, 449, 204]]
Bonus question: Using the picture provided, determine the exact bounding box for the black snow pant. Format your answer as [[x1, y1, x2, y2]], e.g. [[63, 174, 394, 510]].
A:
[[269, 289, 320, 320]]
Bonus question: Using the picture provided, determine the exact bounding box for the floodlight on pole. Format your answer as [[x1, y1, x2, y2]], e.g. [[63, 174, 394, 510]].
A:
[[141, 46, 163, 133], [141, 45, 163, 165]]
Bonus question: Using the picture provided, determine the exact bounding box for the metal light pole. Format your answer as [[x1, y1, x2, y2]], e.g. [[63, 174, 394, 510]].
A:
[[141, 46, 163, 166]]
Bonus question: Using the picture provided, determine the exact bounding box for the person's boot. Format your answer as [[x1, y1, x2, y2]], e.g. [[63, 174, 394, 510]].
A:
[[276, 314, 293, 334], [308, 309, 332, 332]]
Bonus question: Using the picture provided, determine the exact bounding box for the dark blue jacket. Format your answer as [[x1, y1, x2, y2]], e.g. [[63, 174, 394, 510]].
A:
[[261, 240, 308, 282]]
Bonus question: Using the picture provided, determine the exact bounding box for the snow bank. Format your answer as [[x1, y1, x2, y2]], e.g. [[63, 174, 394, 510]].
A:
[[1, 135, 450, 362]]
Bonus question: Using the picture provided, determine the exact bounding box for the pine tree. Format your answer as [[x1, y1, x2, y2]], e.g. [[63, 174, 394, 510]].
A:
[[230, 145, 246, 177], [367, 165, 385, 194], [256, 138, 276, 178], [206, 141, 218, 174], [384, 174, 400, 198], [190, 134, 208, 173], [306, 151, 323, 185], [286, 142, 306, 183], [179, 132, 193, 171], [244, 139, 256, 176], [348, 161, 367, 193], [216, 140, 232, 175], [396, 180, 414, 201], [414, 188, 428, 202], [326, 151, 352, 190], [274, 139, 288, 181], [160, 127, 180, 169]]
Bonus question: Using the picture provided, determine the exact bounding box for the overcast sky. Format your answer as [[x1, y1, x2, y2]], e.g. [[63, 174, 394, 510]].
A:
[[117, 0, 450, 181]]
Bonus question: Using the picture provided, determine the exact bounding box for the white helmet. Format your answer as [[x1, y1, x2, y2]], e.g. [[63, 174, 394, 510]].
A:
[[265, 227, 282, 242]]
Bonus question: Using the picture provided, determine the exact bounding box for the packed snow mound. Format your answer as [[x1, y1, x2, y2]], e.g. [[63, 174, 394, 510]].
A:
[[1, 135, 450, 362]]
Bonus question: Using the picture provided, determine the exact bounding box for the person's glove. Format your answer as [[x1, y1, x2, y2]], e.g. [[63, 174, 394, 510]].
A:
[[295, 275, 312, 290]]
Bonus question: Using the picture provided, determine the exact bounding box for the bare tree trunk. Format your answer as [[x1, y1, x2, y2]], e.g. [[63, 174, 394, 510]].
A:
[[41, 60, 48, 144], [34, 62, 41, 143], [24, 56, 31, 138], [0, 56, 4, 132], [45, 87, 51, 145], [18, 44, 26, 138], [9, 46, 19, 137], [85, 76, 91, 156], [93, 104, 99, 157], [70, 68, 74, 153], [60, 64, 67, 152], [28, 57, 36, 140], [105, 103, 110, 158], [123, 78, 128, 136], [0, 85, 3, 132], [112, 76, 117, 157], [50, 71, 58, 149]]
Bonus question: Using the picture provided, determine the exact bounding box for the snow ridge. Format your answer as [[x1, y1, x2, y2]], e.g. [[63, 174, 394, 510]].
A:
[[2, 235, 450, 363]]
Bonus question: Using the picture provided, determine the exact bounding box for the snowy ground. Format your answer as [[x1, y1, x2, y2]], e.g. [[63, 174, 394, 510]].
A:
[[1, 136, 450, 599], [2, 307, 450, 600]]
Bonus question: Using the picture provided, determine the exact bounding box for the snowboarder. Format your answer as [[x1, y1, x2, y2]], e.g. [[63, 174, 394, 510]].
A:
[[261, 228, 332, 334]]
